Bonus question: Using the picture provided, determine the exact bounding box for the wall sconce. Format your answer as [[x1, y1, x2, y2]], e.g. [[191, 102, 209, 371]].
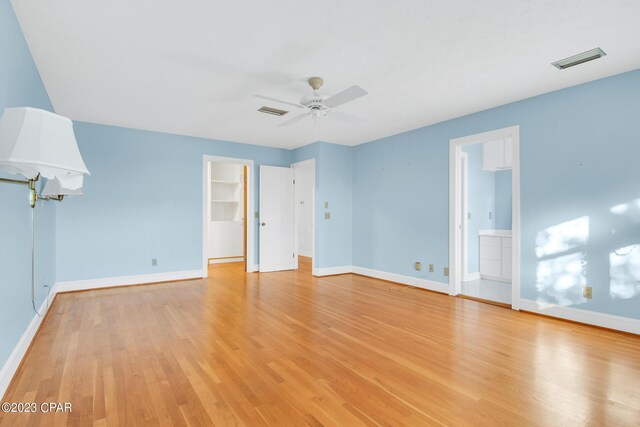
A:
[[0, 107, 90, 315]]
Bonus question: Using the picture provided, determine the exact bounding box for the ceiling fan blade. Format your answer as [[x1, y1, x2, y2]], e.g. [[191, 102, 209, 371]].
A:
[[278, 112, 311, 127], [327, 110, 365, 124], [253, 94, 304, 109], [323, 85, 368, 108]]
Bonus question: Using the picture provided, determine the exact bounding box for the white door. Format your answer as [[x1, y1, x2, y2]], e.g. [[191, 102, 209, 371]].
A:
[[259, 165, 295, 272]]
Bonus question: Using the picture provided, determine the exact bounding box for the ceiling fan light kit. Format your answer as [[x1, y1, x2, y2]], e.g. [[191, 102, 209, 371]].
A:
[[254, 77, 368, 127]]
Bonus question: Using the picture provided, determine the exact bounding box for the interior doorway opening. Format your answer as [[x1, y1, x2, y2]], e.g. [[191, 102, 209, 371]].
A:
[[292, 159, 315, 274], [202, 156, 255, 276], [449, 126, 520, 309]]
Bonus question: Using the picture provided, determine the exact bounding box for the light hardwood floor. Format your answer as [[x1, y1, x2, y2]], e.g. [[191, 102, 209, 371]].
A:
[[2, 258, 640, 426]]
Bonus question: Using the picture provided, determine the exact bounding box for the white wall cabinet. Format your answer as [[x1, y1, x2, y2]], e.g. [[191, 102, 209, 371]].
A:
[[479, 232, 512, 282], [483, 138, 513, 171]]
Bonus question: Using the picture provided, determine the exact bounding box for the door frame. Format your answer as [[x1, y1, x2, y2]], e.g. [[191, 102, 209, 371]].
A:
[[460, 152, 469, 282], [291, 159, 316, 273], [448, 125, 521, 310], [202, 155, 255, 276]]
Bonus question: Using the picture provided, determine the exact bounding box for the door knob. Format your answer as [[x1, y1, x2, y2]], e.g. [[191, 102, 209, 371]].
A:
[[261, 222, 266, 226]]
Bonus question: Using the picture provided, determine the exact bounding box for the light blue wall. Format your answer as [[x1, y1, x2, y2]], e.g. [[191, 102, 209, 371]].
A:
[[495, 170, 512, 229], [353, 69, 640, 319], [462, 144, 495, 273], [0, 0, 56, 372], [56, 122, 291, 281], [290, 141, 353, 268]]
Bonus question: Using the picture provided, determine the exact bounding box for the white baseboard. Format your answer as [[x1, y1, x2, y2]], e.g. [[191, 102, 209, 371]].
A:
[[463, 272, 481, 282], [55, 270, 203, 293], [352, 266, 449, 294], [0, 292, 57, 400], [250, 264, 259, 273], [519, 298, 640, 335], [208, 258, 244, 265], [313, 266, 353, 276]]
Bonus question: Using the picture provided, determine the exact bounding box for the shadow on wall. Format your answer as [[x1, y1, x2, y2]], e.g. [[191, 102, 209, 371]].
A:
[[534, 198, 640, 308]]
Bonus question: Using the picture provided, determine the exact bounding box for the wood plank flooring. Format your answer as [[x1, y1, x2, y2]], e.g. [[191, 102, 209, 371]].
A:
[[2, 258, 640, 426]]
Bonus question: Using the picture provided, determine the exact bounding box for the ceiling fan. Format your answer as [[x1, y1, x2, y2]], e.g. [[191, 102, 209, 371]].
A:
[[254, 77, 368, 126]]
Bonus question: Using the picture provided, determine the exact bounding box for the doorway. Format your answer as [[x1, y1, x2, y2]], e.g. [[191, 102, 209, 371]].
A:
[[449, 126, 520, 309], [292, 159, 315, 274], [202, 156, 255, 276]]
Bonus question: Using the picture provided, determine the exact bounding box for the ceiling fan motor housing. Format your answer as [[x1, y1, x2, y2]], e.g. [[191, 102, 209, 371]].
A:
[[300, 93, 326, 110]]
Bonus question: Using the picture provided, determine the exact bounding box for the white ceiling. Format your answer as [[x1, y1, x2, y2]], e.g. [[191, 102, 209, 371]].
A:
[[11, 0, 640, 149]]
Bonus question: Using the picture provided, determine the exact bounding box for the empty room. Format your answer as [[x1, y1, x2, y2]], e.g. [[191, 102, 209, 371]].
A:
[[1, 0, 640, 425]]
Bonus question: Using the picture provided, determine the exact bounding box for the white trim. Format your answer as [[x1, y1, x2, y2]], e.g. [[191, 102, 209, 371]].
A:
[[313, 266, 352, 276], [251, 264, 259, 272], [0, 292, 57, 399], [461, 152, 469, 281], [519, 299, 640, 335], [55, 270, 202, 293], [208, 257, 244, 265], [352, 266, 449, 294], [291, 159, 316, 273], [449, 125, 521, 310], [463, 272, 481, 282], [202, 155, 255, 276]]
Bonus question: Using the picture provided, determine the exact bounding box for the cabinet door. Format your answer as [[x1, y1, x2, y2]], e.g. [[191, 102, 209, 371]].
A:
[[479, 236, 502, 277], [501, 247, 512, 280], [501, 237, 512, 280], [483, 140, 503, 171], [503, 138, 513, 168]]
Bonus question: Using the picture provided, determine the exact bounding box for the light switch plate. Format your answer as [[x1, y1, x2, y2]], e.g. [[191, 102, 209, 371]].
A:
[[428, 264, 434, 273], [414, 262, 422, 271], [444, 267, 449, 276], [324, 202, 329, 209], [324, 212, 331, 220]]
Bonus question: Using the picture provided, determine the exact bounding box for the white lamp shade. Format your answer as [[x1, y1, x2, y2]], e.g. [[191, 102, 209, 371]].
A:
[[41, 177, 84, 197], [0, 107, 90, 189]]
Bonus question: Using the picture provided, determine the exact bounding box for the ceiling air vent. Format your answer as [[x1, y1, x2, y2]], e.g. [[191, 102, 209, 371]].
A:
[[552, 48, 606, 70], [258, 106, 288, 116]]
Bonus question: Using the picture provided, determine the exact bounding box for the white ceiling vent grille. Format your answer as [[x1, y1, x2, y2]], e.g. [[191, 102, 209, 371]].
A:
[[258, 106, 288, 116], [552, 48, 606, 69]]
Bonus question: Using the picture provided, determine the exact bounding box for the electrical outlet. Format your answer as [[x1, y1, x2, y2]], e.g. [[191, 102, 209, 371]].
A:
[[444, 267, 449, 276], [152, 258, 158, 267], [428, 264, 434, 273], [414, 262, 422, 271], [324, 212, 331, 219], [489, 212, 493, 220], [254, 211, 259, 218], [583, 286, 592, 299], [324, 201, 329, 209], [467, 212, 471, 220]]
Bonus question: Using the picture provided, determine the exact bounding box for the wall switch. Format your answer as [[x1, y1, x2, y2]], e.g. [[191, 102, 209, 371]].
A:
[[428, 264, 434, 273], [583, 286, 593, 299], [444, 267, 449, 276], [152, 258, 158, 267], [324, 212, 331, 220], [414, 262, 422, 271], [324, 201, 329, 209]]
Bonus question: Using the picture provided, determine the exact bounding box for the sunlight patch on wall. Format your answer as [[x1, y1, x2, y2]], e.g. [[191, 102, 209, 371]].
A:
[[610, 198, 640, 222], [535, 217, 589, 258], [535, 217, 589, 307], [609, 245, 640, 300]]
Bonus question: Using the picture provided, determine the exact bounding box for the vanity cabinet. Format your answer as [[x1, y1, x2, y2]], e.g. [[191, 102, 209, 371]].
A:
[[479, 233, 512, 282]]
